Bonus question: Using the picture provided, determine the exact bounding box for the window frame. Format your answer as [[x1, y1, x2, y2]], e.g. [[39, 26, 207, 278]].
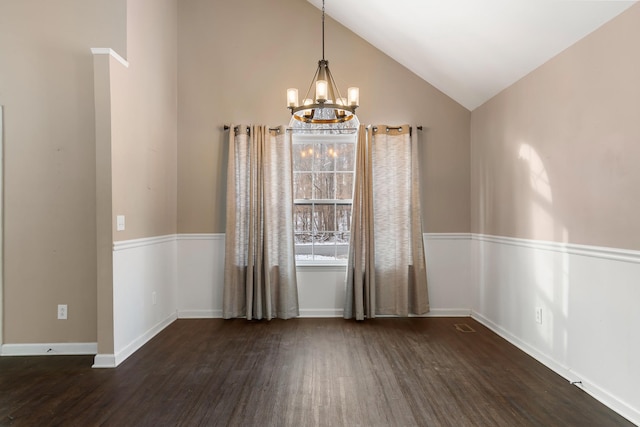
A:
[[291, 132, 357, 266]]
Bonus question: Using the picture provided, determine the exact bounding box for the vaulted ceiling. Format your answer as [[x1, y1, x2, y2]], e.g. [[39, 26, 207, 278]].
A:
[[310, 0, 637, 110]]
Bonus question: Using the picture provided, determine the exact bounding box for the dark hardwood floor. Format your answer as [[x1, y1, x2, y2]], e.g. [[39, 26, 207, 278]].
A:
[[0, 318, 634, 426]]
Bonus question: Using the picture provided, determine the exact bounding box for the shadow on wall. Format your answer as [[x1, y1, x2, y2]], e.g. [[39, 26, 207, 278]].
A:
[[476, 136, 640, 420], [516, 142, 570, 368]]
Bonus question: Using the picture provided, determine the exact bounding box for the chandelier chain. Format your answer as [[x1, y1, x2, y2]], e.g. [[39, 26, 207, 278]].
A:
[[285, 0, 359, 123], [322, 0, 325, 60]]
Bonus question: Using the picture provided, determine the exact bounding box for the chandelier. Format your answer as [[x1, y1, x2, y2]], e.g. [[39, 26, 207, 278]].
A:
[[286, 0, 359, 124]]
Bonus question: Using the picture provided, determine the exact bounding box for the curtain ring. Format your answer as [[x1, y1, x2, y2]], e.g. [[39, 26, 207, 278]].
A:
[[233, 125, 251, 136]]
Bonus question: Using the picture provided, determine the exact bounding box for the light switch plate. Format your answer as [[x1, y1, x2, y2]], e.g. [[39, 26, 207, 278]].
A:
[[116, 215, 125, 231]]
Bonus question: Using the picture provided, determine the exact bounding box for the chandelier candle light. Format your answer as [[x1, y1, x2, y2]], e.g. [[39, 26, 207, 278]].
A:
[[287, 0, 359, 124]]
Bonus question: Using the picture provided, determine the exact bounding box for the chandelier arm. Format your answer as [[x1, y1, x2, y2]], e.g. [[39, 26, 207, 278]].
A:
[[326, 65, 345, 103], [301, 66, 321, 106]]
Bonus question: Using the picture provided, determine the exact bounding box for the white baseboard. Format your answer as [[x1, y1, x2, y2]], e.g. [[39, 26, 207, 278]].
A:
[[114, 311, 177, 366], [299, 308, 344, 318], [1, 342, 97, 356], [420, 308, 472, 317], [471, 310, 639, 425], [92, 354, 116, 368], [176, 308, 473, 319], [298, 308, 472, 318], [93, 312, 177, 368], [178, 309, 222, 318], [470, 311, 573, 381], [567, 367, 640, 426]]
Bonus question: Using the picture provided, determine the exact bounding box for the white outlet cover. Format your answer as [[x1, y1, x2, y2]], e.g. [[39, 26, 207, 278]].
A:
[[57, 304, 68, 320]]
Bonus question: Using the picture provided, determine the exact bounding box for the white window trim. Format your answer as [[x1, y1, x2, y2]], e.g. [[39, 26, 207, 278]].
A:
[[292, 132, 357, 266]]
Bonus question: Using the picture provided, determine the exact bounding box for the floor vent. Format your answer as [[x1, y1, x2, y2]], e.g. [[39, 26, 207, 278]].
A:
[[454, 323, 476, 333]]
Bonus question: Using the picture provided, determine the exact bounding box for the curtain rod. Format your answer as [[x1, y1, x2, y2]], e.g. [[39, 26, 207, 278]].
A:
[[224, 124, 423, 135], [371, 125, 423, 136], [223, 125, 282, 133]]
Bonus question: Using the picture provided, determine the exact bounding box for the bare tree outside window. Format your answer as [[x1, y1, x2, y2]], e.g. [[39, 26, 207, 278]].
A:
[[292, 134, 356, 262]]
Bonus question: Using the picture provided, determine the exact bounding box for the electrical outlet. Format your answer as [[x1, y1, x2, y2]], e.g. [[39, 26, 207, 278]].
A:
[[58, 304, 68, 320], [152, 292, 157, 305], [535, 307, 542, 324]]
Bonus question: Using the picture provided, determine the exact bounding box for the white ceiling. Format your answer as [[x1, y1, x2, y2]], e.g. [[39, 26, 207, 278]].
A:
[[309, 0, 637, 110]]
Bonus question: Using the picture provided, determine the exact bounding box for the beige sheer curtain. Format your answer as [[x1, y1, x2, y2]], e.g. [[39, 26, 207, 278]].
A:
[[223, 124, 299, 320], [344, 124, 429, 320]]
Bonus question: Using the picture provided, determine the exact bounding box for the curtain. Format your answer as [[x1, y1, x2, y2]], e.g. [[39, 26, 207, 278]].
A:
[[344, 124, 429, 320], [223, 124, 299, 320], [344, 125, 376, 319]]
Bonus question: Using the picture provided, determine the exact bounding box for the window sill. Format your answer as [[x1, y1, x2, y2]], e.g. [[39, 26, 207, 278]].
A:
[[296, 263, 347, 270]]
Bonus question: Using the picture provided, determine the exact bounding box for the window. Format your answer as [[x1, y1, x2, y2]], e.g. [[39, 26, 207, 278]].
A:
[[292, 133, 357, 263]]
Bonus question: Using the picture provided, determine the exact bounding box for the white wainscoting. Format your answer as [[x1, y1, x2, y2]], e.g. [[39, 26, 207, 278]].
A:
[[177, 234, 225, 318], [107, 235, 178, 367], [296, 265, 347, 317], [471, 234, 640, 425], [65, 231, 640, 423], [423, 233, 473, 316], [176, 233, 473, 319]]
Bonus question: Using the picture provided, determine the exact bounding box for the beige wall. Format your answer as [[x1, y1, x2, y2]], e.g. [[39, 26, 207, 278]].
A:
[[0, 0, 176, 345], [177, 0, 471, 234], [0, 0, 126, 343], [3, 0, 636, 348], [471, 3, 640, 251], [94, 0, 177, 354], [1, 0, 468, 345], [111, 0, 178, 241]]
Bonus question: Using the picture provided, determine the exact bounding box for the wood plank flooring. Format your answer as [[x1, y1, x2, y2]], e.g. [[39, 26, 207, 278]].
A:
[[0, 318, 634, 426]]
